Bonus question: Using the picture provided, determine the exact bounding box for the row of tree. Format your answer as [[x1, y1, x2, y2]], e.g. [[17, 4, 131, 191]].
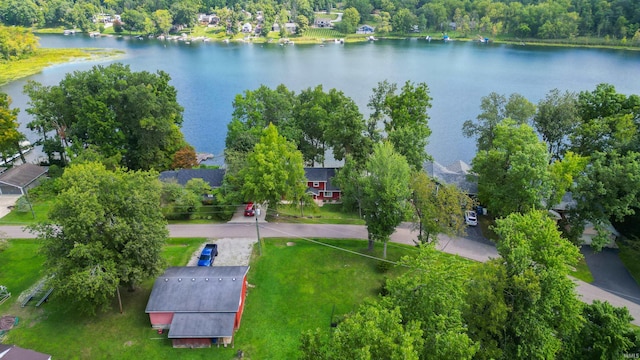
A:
[[2, 0, 640, 40], [464, 84, 640, 249], [0, 25, 38, 61], [301, 211, 640, 359]]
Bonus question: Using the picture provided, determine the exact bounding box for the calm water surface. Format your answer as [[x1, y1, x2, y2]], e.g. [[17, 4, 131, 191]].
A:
[[2, 34, 639, 166]]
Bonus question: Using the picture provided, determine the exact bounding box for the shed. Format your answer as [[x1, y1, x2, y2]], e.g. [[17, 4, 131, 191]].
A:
[[0, 164, 48, 195], [145, 266, 250, 348]]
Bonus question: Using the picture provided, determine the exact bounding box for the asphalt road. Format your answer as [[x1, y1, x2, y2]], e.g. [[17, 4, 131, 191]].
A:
[[3, 222, 640, 325]]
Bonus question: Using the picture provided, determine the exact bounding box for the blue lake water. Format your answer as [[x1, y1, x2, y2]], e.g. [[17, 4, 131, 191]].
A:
[[2, 34, 640, 166]]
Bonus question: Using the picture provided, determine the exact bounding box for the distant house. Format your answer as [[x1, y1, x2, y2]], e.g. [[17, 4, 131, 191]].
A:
[[284, 22, 297, 33], [242, 23, 252, 33], [145, 266, 250, 348], [0, 164, 48, 195], [315, 18, 332, 28], [423, 160, 477, 195], [356, 25, 375, 34], [304, 167, 341, 203], [0, 344, 51, 360], [159, 169, 225, 190]]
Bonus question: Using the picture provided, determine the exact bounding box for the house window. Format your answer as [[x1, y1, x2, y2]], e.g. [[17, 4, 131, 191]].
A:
[[313, 182, 319, 187], [325, 191, 333, 197]]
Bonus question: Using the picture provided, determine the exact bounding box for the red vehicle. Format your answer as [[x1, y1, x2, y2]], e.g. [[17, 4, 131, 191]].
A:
[[244, 202, 255, 216]]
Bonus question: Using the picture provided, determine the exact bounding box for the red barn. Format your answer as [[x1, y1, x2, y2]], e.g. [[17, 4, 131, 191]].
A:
[[145, 266, 250, 348], [304, 167, 341, 203]]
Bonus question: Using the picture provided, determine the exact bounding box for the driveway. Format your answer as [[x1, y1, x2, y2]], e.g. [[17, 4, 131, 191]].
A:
[[582, 246, 640, 305], [0, 195, 21, 218]]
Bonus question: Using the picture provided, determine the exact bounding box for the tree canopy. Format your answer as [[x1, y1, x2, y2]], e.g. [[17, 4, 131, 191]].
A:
[[24, 63, 187, 171], [31, 162, 168, 315]]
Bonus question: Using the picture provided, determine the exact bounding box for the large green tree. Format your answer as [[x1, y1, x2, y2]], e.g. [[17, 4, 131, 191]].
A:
[[410, 171, 472, 244], [31, 162, 168, 315], [24, 63, 186, 171], [463, 92, 536, 152], [533, 88, 579, 161], [466, 211, 583, 360], [0, 25, 38, 61], [471, 119, 551, 217], [0, 92, 27, 164], [239, 123, 306, 207], [362, 142, 411, 257], [378, 80, 432, 171]]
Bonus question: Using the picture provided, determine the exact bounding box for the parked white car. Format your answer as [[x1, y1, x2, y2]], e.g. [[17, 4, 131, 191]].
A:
[[465, 210, 478, 226]]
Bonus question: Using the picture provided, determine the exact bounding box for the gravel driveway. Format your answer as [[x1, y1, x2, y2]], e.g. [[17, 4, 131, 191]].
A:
[[186, 238, 257, 266]]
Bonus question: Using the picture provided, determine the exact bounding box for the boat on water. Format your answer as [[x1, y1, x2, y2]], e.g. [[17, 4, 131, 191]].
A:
[[425, 35, 432, 41]]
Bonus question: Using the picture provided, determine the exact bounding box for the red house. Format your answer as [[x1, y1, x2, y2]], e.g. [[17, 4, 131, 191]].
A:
[[304, 167, 341, 203], [145, 266, 250, 348]]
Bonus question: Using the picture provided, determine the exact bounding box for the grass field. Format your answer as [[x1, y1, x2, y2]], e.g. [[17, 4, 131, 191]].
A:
[[0, 48, 123, 86], [269, 203, 365, 225], [1, 237, 424, 359], [0, 198, 54, 226]]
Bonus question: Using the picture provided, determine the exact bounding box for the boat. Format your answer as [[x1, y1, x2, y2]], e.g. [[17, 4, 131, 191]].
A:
[[425, 35, 431, 41], [367, 36, 377, 41]]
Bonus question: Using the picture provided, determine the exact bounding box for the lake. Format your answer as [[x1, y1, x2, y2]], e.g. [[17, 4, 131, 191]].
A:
[[2, 34, 640, 166]]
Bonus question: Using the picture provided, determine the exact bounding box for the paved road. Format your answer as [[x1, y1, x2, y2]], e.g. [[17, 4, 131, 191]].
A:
[[3, 222, 640, 325]]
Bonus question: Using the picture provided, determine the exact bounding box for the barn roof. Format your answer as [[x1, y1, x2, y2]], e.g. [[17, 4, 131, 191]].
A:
[[0, 164, 48, 189], [168, 313, 236, 338], [159, 168, 225, 189], [145, 266, 249, 313]]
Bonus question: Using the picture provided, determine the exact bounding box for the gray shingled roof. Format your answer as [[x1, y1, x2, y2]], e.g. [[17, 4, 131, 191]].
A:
[[0, 164, 48, 189], [145, 266, 249, 313], [304, 168, 340, 191], [159, 169, 225, 188], [0, 344, 51, 360], [168, 313, 236, 338]]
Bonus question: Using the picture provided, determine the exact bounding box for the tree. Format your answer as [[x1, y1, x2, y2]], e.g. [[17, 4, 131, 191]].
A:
[[122, 9, 148, 34], [300, 302, 423, 360], [410, 171, 472, 244], [562, 300, 637, 359], [0, 0, 42, 27], [392, 8, 418, 34], [0, 93, 27, 164], [334, 155, 366, 217], [466, 211, 583, 359], [471, 119, 551, 217], [463, 92, 536, 152], [570, 150, 640, 250], [24, 63, 186, 171], [152, 9, 173, 35], [295, 14, 309, 34], [170, 0, 199, 27], [0, 25, 39, 61], [171, 145, 198, 169], [31, 162, 168, 315], [239, 124, 306, 207], [379, 80, 432, 172], [362, 142, 411, 257], [336, 7, 360, 34], [322, 88, 368, 164], [533, 89, 579, 161]]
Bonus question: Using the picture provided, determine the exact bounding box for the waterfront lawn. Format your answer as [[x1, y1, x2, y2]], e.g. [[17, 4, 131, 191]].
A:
[[4, 238, 421, 359], [270, 203, 365, 225], [0, 239, 45, 312], [0, 48, 123, 86]]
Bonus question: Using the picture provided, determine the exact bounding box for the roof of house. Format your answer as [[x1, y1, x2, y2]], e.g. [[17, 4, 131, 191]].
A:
[[145, 266, 249, 313], [168, 312, 236, 338], [423, 160, 478, 194], [0, 344, 51, 360], [0, 164, 48, 189], [304, 168, 340, 191], [159, 169, 225, 189]]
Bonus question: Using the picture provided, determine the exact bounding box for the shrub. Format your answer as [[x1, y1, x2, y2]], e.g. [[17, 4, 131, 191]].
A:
[[14, 196, 31, 213]]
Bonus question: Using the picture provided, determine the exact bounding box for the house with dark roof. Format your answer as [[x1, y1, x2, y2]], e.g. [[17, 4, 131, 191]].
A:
[[0, 164, 48, 195], [304, 167, 341, 203], [159, 169, 225, 190], [145, 266, 250, 348], [0, 344, 51, 360]]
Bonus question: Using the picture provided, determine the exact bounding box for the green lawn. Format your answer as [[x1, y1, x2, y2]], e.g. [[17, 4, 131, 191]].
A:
[[269, 203, 365, 225], [618, 239, 640, 287], [0, 240, 45, 313], [2, 237, 425, 359], [0, 198, 54, 225]]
